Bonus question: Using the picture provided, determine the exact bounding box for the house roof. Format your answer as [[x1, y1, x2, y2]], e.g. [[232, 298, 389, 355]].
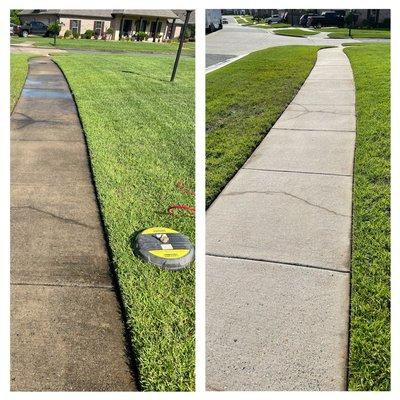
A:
[[20, 9, 113, 18], [111, 10, 179, 19], [172, 10, 195, 24], [19, 9, 181, 20]]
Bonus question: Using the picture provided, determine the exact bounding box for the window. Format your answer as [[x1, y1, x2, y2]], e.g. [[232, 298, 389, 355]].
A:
[[140, 19, 147, 31], [122, 19, 133, 35], [94, 20, 104, 36], [70, 19, 81, 35], [150, 21, 162, 35]]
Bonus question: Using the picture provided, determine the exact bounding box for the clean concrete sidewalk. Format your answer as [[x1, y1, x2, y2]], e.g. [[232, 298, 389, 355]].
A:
[[206, 47, 355, 390], [11, 57, 136, 391]]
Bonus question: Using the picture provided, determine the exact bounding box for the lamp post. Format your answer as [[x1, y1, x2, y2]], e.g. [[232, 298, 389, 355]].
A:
[[170, 10, 192, 82], [48, 21, 63, 45], [345, 10, 355, 38]]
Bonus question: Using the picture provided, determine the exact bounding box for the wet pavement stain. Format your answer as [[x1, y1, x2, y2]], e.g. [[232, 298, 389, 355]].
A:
[[22, 88, 72, 100]]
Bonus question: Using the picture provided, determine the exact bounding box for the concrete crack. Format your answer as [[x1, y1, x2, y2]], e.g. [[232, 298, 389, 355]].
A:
[[221, 190, 350, 217], [12, 112, 64, 129], [11, 205, 97, 230], [284, 103, 353, 119]]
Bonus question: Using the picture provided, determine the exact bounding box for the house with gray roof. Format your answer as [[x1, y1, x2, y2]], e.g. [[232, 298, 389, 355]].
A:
[[18, 9, 193, 41]]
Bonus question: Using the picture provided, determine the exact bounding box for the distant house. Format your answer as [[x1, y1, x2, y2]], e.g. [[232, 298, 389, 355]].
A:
[[18, 9, 194, 41], [352, 9, 391, 27], [172, 10, 195, 39]]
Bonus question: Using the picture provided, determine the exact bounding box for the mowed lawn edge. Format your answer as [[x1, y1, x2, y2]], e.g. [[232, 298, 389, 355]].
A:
[[53, 53, 195, 391], [273, 28, 319, 37], [10, 53, 33, 112], [206, 45, 325, 206], [11, 36, 195, 56], [344, 43, 390, 391], [319, 27, 390, 39]]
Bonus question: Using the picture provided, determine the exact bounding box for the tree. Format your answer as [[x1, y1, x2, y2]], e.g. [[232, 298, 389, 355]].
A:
[[10, 10, 22, 25], [345, 10, 356, 38], [48, 22, 61, 45]]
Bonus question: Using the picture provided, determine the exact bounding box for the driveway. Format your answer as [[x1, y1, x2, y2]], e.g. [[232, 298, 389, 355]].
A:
[[206, 16, 374, 70], [10, 42, 66, 56]]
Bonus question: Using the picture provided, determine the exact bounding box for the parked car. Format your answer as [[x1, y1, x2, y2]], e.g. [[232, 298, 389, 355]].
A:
[[15, 21, 50, 37], [306, 12, 344, 28], [206, 9, 222, 33], [10, 23, 17, 36], [222, 18, 228, 24], [266, 14, 282, 25], [299, 14, 317, 27]]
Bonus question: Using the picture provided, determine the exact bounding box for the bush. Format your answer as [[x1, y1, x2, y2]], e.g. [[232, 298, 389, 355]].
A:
[[72, 32, 80, 39], [106, 27, 114, 35], [380, 18, 390, 28], [83, 29, 94, 39], [47, 22, 61, 37], [136, 31, 148, 41], [184, 25, 195, 40], [63, 29, 71, 38]]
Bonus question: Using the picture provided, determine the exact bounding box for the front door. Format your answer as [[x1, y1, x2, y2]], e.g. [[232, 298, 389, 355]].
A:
[[122, 19, 133, 36]]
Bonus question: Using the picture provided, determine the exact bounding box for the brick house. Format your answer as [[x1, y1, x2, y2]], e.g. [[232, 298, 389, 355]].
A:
[[18, 9, 191, 41]]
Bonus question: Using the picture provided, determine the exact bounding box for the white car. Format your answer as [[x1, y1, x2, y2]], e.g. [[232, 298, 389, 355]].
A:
[[10, 23, 16, 35], [266, 15, 282, 24]]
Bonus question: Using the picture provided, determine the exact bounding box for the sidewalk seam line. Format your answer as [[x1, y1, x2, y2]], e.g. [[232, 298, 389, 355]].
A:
[[271, 127, 355, 133], [206, 253, 350, 274], [11, 282, 114, 290], [242, 167, 352, 177]]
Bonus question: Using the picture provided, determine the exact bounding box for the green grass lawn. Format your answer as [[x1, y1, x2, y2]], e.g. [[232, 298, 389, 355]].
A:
[[318, 27, 390, 39], [344, 43, 390, 391], [10, 53, 32, 112], [273, 28, 319, 37], [247, 22, 291, 29], [11, 36, 195, 56], [240, 15, 256, 24], [234, 15, 290, 29], [53, 53, 195, 391], [206, 45, 324, 206], [234, 15, 248, 24]]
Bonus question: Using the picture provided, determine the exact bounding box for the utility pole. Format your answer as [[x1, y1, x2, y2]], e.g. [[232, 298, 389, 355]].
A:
[[170, 10, 192, 82]]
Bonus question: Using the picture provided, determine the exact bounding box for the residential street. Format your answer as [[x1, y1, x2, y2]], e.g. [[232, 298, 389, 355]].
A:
[[206, 15, 382, 70]]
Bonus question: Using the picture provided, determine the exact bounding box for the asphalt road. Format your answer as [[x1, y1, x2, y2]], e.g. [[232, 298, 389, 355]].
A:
[[206, 15, 387, 69]]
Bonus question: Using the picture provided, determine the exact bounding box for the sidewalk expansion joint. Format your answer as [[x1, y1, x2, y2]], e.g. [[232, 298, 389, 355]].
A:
[[307, 78, 354, 81], [220, 190, 351, 218], [206, 253, 350, 274], [11, 138, 83, 143], [11, 182, 93, 188], [271, 127, 356, 133], [11, 281, 114, 290], [11, 205, 97, 230], [242, 167, 352, 178]]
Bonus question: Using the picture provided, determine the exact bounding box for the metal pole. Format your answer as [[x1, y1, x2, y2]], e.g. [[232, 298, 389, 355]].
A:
[[170, 10, 191, 82]]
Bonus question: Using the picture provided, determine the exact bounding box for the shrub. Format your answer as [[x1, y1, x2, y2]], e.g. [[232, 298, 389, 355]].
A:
[[361, 19, 369, 28], [47, 22, 61, 37], [83, 29, 94, 39], [72, 32, 80, 39], [106, 27, 114, 35], [380, 18, 390, 28], [64, 29, 71, 38], [184, 25, 195, 40], [136, 31, 148, 41]]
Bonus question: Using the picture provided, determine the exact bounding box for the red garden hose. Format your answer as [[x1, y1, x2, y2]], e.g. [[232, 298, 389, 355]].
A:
[[168, 181, 195, 216]]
